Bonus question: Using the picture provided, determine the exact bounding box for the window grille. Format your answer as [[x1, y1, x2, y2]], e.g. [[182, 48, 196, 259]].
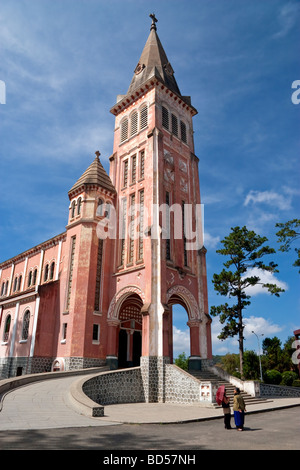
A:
[[131, 154, 136, 183], [66, 236, 76, 310], [140, 105, 148, 130], [166, 192, 171, 260], [162, 106, 169, 129], [130, 111, 138, 136], [120, 118, 128, 143], [180, 121, 187, 143], [120, 199, 127, 266], [94, 239, 103, 311], [139, 150, 145, 179], [171, 114, 178, 136], [128, 194, 136, 263], [123, 160, 128, 187], [138, 190, 144, 260]]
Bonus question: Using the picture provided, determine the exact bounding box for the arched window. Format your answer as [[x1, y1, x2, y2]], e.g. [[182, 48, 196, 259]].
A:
[[120, 118, 128, 143], [1, 282, 5, 296], [13, 277, 18, 292], [22, 310, 30, 340], [171, 113, 178, 137], [33, 268, 37, 286], [28, 271, 32, 287], [77, 197, 82, 215], [71, 200, 76, 218], [3, 314, 11, 342], [130, 111, 138, 136], [96, 199, 104, 217], [105, 202, 112, 219], [17, 275, 22, 291], [140, 105, 148, 130], [50, 261, 55, 280], [44, 264, 49, 282], [5, 280, 8, 295]]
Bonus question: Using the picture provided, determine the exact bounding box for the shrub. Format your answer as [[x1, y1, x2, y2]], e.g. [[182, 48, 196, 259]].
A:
[[281, 371, 298, 386], [292, 379, 300, 387], [264, 369, 282, 384]]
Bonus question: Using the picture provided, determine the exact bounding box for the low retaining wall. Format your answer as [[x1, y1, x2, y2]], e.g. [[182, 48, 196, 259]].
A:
[[259, 382, 300, 398], [165, 364, 217, 404]]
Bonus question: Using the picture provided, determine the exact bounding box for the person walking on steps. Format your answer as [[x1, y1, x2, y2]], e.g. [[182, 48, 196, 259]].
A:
[[233, 387, 246, 431]]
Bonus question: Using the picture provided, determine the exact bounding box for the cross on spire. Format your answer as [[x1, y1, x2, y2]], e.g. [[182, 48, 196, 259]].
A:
[[149, 13, 157, 31]]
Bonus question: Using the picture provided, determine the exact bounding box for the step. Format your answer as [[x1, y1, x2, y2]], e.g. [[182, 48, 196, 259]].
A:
[[187, 369, 270, 406]]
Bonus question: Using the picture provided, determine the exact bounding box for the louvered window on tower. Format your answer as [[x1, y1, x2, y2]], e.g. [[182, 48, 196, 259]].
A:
[[140, 105, 148, 130], [180, 121, 187, 143], [162, 106, 169, 129], [171, 114, 178, 136], [120, 118, 128, 143], [130, 111, 138, 136]]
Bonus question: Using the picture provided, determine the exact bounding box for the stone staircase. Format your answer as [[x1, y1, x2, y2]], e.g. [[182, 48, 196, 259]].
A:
[[188, 369, 271, 407]]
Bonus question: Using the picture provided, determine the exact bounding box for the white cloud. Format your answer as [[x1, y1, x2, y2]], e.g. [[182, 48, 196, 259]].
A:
[[242, 267, 288, 296], [273, 2, 300, 38], [244, 189, 292, 211], [244, 316, 283, 338], [204, 232, 220, 249], [172, 326, 190, 358]]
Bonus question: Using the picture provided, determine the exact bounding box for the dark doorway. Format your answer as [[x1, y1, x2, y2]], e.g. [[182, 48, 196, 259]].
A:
[[132, 331, 142, 366], [118, 329, 128, 368]]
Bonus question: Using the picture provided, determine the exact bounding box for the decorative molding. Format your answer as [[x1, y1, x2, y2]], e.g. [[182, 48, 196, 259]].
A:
[[107, 285, 145, 320], [166, 285, 200, 320]]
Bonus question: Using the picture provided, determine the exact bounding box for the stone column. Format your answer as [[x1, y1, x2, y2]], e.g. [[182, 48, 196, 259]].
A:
[[106, 319, 120, 369], [187, 319, 202, 371]]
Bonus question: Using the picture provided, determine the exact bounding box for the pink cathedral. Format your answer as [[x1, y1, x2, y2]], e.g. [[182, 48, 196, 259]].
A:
[[0, 15, 212, 381]]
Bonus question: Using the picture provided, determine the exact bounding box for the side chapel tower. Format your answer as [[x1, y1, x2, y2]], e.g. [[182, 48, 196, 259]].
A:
[[105, 14, 212, 388]]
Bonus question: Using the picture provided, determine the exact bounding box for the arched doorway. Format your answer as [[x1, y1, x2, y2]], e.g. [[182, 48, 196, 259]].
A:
[[166, 286, 202, 370], [172, 303, 190, 362], [117, 293, 143, 368]]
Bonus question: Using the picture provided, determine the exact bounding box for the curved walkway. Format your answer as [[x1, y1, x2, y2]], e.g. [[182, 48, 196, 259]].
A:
[[0, 373, 300, 431], [0, 375, 119, 430]]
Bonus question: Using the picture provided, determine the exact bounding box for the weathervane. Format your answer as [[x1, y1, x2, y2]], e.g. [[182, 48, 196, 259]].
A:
[[149, 13, 158, 31]]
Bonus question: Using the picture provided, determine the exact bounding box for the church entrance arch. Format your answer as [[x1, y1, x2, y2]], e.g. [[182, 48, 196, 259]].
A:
[[166, 286, 201, 368], [117, 293, 143, 368]]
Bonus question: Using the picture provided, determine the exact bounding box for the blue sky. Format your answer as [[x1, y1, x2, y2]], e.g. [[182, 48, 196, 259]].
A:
[[1, 0, 299, 358]]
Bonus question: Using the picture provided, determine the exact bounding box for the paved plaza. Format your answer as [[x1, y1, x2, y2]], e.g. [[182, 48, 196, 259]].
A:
[[0, 374, 299, 451]]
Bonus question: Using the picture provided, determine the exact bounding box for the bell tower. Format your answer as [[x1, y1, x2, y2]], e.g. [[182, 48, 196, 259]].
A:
[[107, 15, 212, 400]]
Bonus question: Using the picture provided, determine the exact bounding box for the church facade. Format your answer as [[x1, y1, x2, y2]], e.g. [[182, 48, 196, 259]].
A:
[[0, 16, 212, 380]]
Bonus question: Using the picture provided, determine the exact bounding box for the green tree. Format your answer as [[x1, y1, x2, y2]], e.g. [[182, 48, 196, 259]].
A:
[[210, 226, 284, 377], [275, 219, 300, 272], [262, 336, 282, 371], [174, 352, 188, 371], [221, 353, 240, 376], [243, 350, 260, 380]]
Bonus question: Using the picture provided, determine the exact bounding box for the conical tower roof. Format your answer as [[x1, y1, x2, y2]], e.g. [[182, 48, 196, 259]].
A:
[[68, 151, 116, 196], [127, 14, 181, 97]]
